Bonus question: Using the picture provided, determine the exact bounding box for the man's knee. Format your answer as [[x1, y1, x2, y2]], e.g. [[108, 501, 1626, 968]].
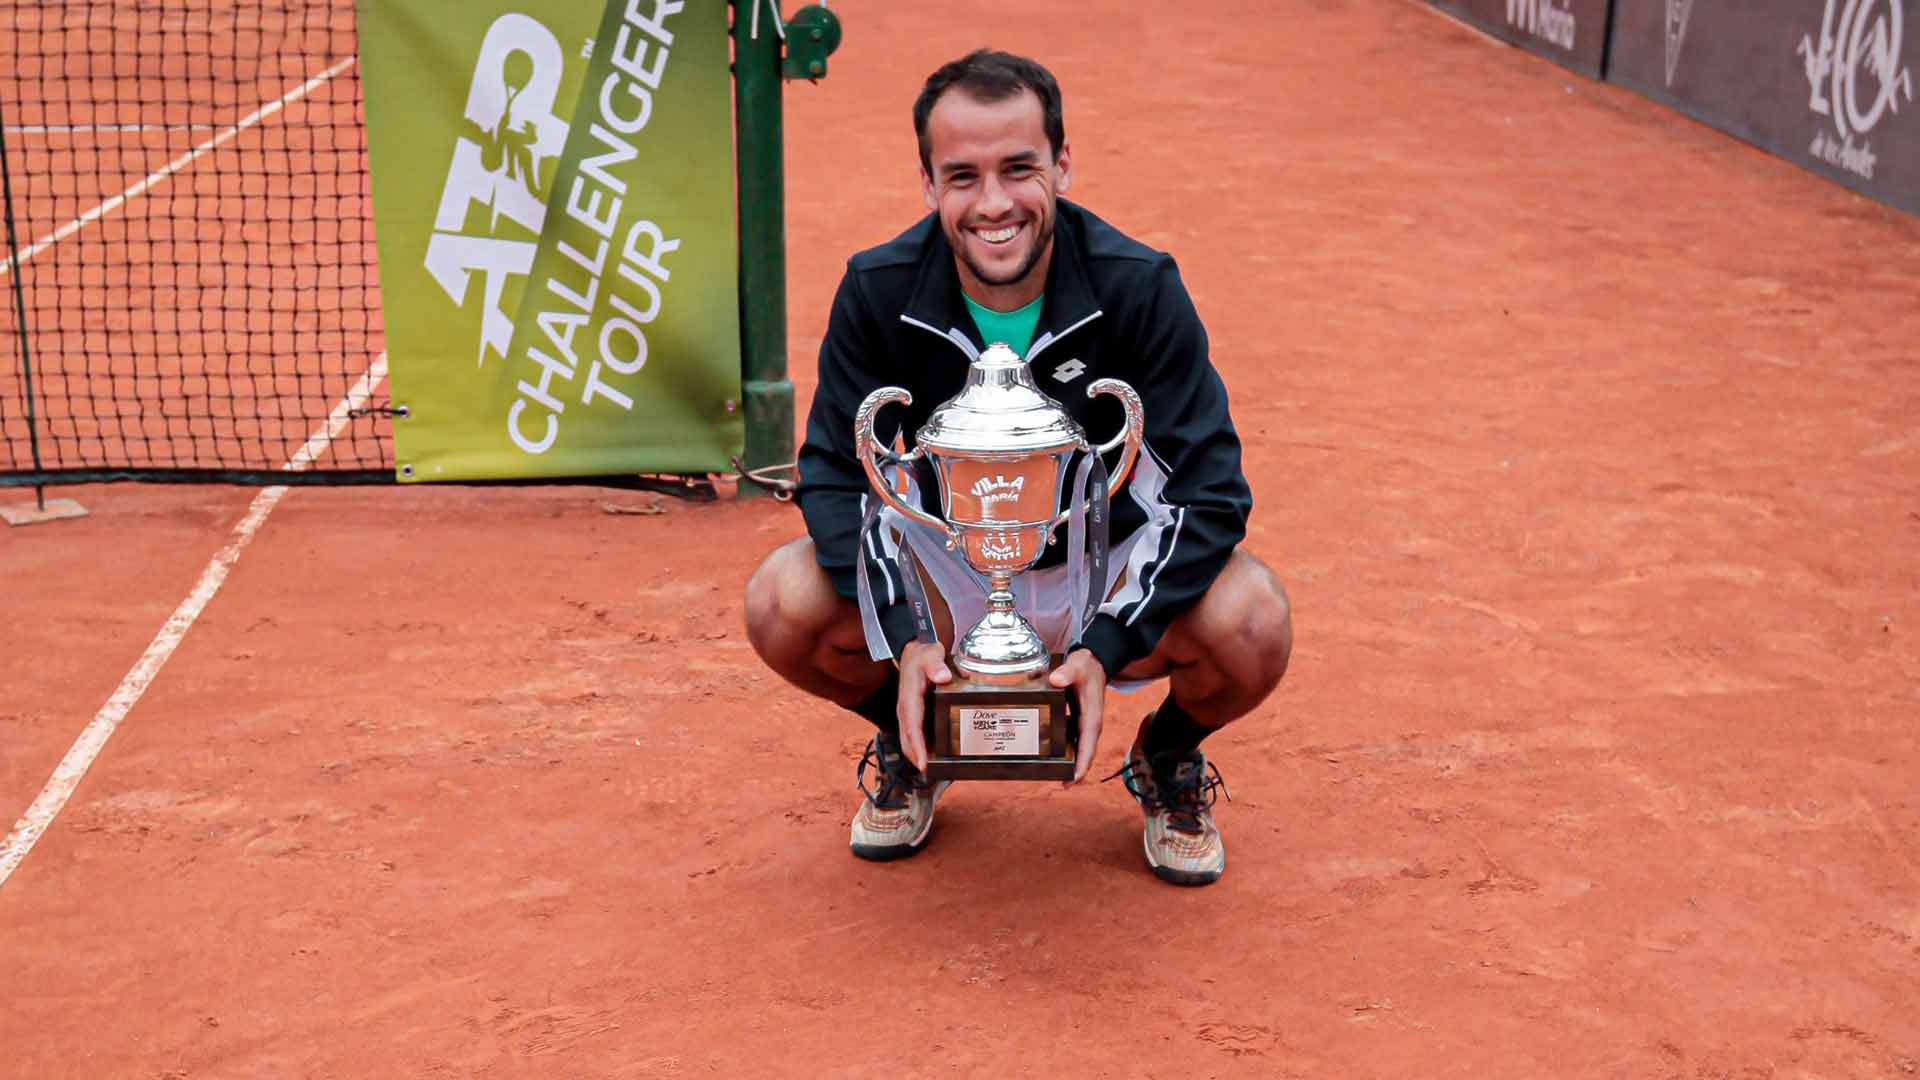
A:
[[1242, 562, 1293, 690], [1189, 549, 1292, 687], [1235, 550, 1292, 674], [743, 538, 840, 661], [744, 538, 885, 702]]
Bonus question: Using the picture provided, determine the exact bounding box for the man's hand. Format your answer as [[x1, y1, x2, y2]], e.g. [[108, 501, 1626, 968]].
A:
[[1048, 648, 1107, 784], [895, 640, 953, 772]]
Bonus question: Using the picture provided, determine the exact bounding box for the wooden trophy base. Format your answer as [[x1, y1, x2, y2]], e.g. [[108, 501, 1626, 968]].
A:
[[924, 655, 1080, 781]]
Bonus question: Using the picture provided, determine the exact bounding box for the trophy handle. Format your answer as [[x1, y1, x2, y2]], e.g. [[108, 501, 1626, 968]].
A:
[[854, 386, 953, 545], [1085, 378, 1144, 500]]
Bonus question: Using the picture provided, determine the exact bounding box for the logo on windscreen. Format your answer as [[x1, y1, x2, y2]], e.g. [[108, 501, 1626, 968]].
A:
[[1797, 0, 1914, 179], [1506, 0, 1576, 51], [1665, 0, 1694, 86]]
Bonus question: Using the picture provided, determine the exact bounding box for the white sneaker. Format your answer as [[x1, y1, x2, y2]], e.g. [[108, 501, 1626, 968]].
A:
[[1107, 714, 1230, 886], [849, 733, 950, 861]]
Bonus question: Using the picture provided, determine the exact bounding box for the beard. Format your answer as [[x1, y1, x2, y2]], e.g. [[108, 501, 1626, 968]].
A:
[[956, 213, 1055, 289]]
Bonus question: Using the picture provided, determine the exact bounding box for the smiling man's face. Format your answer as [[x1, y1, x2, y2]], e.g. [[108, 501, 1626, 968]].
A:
[[919, 87, 1071, 312]]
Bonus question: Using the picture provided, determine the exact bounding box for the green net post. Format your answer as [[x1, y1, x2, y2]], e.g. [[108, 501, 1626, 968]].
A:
[[731, 1, 840, 499]]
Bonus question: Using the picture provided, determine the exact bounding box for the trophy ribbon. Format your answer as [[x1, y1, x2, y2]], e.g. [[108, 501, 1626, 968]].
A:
[[1062, 449, 1111, 649], [854, 462, 943, 660], [854, 449, 1113, 663]]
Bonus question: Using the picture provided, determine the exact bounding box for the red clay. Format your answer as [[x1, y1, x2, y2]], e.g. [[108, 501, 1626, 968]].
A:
[[4, 1, 1918, 1076]]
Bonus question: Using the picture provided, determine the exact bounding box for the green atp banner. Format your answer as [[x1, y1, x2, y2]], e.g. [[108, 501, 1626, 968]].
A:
[[361, 0, 742, 481]]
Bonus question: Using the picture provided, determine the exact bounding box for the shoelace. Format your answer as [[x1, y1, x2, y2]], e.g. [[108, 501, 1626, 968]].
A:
[[1103, 752, 1230, 833], [856, 736, 922, 811]]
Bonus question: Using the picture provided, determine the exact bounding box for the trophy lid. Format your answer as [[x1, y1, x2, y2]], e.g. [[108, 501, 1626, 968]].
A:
[[916, 342, 1087, 455]]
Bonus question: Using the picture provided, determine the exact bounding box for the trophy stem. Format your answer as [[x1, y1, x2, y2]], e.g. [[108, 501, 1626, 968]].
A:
[[985, 573, 1016, 615], [954, 571, 1050, 683]]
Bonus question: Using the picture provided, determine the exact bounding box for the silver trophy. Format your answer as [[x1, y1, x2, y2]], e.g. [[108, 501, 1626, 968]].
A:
[[854, 342, 1144, 780]]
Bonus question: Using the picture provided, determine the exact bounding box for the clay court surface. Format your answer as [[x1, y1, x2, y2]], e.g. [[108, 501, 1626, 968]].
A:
[[5, 0, 1919, 1075]]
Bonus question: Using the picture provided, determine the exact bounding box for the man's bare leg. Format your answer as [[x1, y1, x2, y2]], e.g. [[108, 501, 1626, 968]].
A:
[[1115, 547, 1293, 731], [743, 537, 889, 710], [744, 537, 958, 861]]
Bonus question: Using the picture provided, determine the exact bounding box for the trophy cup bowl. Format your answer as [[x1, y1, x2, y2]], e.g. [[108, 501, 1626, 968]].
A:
[[854, 342, 1144, 779]]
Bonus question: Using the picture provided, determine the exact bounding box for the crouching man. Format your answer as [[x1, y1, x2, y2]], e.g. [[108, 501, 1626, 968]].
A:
[[745, 49, 1291, 885]]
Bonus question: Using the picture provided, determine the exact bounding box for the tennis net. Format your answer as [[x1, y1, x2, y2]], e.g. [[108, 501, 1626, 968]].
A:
[[0, 0, 392, 485]]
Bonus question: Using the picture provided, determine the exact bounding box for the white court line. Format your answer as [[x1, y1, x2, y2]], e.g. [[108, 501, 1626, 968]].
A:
[[0, 353, 389, 890], [0, 55, 357, 279]]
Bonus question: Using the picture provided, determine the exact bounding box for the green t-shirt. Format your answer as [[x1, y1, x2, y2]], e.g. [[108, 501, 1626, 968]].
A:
[[963, 293, 1045, 358]]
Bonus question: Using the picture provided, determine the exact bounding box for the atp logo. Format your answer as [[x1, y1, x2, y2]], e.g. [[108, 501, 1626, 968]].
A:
[[1797, 0, 1914, 178], [422, 15, 574, 366]]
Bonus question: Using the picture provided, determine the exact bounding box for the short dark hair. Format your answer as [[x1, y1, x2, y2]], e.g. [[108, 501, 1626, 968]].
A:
[[912, 49, 1065, 175]]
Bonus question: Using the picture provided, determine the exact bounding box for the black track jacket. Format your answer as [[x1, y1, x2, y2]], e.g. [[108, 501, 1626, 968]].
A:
[[796, 199, 1251, 678]]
